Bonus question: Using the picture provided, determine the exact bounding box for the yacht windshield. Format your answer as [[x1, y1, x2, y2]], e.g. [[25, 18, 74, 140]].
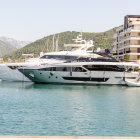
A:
[[40, 55, 78, 60]]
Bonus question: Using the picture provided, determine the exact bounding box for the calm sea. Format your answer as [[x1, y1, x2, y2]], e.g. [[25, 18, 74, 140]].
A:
[[0, 81, 140, 136]]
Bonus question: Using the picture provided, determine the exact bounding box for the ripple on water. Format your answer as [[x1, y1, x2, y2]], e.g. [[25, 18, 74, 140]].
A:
[[0, 81, 140, 136]]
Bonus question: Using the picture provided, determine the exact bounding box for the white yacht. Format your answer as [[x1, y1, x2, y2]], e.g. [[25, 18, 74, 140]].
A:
[[0, 34, 96, 82], [18, 53, 140, 85]]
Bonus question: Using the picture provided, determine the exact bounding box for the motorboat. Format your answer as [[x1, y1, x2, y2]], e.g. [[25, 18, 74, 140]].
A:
[[18, 58, 139, 85]]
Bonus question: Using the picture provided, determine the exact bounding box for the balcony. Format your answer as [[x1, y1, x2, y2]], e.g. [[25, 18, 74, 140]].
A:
[[126, 50, 131, 53], [115, 36, 140, 44], [113, 49, 140, 56], [124, 35, 140, 41], [129, 43, 140, 46], [119, 43, 140, 49], [125, 44, 140, 50], [128, 21, 140, 26], [125, 29, 140, 34], [115, 25, 140, 38], [128, 50, 140, 53]]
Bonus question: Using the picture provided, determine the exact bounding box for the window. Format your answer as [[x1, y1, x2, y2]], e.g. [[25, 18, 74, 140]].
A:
[[56, 67, 63, 71], [50, 67, 56, 71], [38, 67, 56, 71], [137, 48, 140, 53], [72, 67, 87, 72], [40, 55, 77, 60], [83, 65, 125, 72], [39, 66, 87, 72], [62, 67, 67, 71], [135, 25, 140, 30], [38, 67, 51, 71], [56, 67, 71, 71]]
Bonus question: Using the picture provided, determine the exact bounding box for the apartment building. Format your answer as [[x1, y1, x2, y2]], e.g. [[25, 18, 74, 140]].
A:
[[113, 15, 140, 61]]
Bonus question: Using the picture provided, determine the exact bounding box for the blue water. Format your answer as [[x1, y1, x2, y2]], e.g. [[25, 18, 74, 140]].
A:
[[0, 81, 140, 136]]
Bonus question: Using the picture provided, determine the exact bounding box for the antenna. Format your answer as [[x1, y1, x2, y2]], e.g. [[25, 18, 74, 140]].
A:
[[52, 34, 55, 51], [46, 39, 48, 52], [55, 35, 59, 52], [41, 38, 48, 53]]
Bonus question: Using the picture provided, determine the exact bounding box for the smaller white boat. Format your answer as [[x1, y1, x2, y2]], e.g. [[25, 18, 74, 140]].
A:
[[0, 79, 2, 82], [125, 77, 140, 87]]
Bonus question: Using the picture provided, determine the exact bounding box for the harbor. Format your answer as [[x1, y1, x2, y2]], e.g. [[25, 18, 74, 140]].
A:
[[1, 0, 140, 138]]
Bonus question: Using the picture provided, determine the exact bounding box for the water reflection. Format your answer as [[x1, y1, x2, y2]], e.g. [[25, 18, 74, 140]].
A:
[[0, 80, 140, 92]]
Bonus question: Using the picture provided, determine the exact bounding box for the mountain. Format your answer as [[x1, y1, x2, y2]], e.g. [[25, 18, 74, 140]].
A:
[[4, 27, 118, 60], [0, 36, 31, 49], [0, 40, 17, 57]]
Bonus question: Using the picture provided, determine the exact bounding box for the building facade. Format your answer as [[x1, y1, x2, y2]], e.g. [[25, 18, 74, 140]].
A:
[[113, 15, 140, 61]]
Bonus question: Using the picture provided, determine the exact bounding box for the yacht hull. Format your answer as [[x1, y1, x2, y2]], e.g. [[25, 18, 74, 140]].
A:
[[125, 79, 140, 87], [19, 69, 138, 85]]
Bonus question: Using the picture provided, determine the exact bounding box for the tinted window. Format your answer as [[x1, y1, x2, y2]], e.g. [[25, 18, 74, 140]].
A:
[[38, 66, 87, 72], [40, 55, 77, 60], [72, 67, 87, 72], [83, 65, 124, 71], [50, 67, 56, 71], [38, 67, 51, 71], [56, 67, 63, 71], [62, 67, 72, 71]]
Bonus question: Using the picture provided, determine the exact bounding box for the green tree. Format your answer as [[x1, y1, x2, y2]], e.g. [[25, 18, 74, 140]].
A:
[[124, 54, 130, 62]]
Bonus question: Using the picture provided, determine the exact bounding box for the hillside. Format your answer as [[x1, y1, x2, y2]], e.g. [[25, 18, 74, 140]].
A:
[[0, 40, 17, 57], [5, 27, 118, 60], [0, 36, 31, 49]]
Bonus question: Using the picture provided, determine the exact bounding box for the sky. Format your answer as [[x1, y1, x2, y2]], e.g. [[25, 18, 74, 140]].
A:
[[0, 0, 140, 41]]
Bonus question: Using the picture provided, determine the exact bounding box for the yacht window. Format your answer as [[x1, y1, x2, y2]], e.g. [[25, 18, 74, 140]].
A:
[[50, 67, 56, 71], [74, 56, 118, 63], [83, 65, 125, 71], [38, 67, 57, 71], [41, 55, 77, 60], [38, 67, 51, 71], [62, 67, 67, 71], [72, 67, 87, 72], [65, 56, 70, 59], [38, 66, 87, 72], [66, 67, 71, 71], [56, 67, 63, 71], [55, 67, 87, 72], [40, 55, 48, 59], [40, 55, 77, 60]]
